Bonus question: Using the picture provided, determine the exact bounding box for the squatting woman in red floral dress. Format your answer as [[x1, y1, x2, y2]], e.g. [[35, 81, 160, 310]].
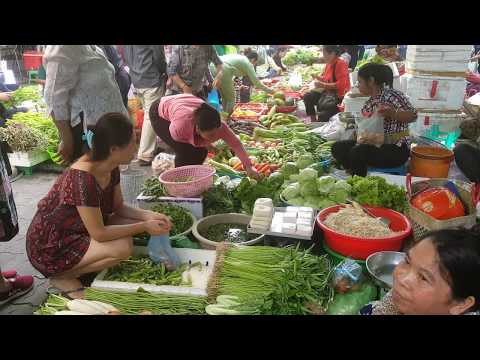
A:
[[26, 113, 172, 299]]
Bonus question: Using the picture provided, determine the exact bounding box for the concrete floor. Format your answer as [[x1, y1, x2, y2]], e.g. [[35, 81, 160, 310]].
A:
[[0, 171, 58, 315]]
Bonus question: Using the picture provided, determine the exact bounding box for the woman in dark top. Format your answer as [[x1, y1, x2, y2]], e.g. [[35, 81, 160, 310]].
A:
[[99, 45, 132, 107], [26, 113, 172, 299], [332, 63, 417, 177]]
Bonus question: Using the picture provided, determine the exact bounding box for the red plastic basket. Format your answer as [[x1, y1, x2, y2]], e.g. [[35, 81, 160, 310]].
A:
[[159, 165, 216, 198], [316, 205, 412, 260], [272, 105, 298, 113], [23, 51, 43, 71]]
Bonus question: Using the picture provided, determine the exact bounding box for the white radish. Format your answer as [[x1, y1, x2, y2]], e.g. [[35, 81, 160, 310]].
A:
[[54, 311, 89, 315], [66, 299, 107, 315], [90, 301, 119, 313]]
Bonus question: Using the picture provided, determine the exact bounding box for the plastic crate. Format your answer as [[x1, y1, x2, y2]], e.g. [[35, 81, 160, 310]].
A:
[[23, 51, 43, 71], [91, 247, 216, 297], [8, 150, 49, 168]]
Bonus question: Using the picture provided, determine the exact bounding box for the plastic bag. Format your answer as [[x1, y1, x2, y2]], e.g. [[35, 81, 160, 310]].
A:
[[333, 258, 363, 294], [151, 153, 175, 176], [311, 114, 355, 141], [355, 112, 384, 146], [326, 281, 378, 315], [147, 234, 180, 271]]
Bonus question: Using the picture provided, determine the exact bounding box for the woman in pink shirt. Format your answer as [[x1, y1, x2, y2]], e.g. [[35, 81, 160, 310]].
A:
[[150, 94, 259, 179]]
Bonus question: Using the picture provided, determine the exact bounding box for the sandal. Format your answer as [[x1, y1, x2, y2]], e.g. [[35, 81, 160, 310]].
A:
[[47, 287, 85, 300], [1, 270, 17, 279], [0, 275, 34, 307]]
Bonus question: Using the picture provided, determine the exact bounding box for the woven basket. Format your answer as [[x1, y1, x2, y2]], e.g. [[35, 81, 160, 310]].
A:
[[405, 174, 480, 241], [159, 165, 215, 198]]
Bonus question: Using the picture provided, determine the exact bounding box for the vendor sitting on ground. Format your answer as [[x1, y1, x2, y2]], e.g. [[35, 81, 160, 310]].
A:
[[210, 51, 273, 113], [332, 63, 417, 177], [26, 113, 172, 299], [361, 227, 480, 315], [302, 45, 351, 123], [149, 93, 260, 179]]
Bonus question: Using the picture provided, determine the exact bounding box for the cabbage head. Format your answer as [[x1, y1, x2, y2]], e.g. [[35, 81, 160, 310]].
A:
[[289, 197, 306, 206], [298, 167, 318, 184], [282, 182, 300, 201], [328, 189, 349, 204], [296, 154, 315, 170], [317, 176, 337, 194], [300, 179, 318, 198], [280, 162, 299, 178]]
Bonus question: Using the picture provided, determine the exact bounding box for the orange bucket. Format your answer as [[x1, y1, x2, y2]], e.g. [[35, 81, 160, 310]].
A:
[[409, 146, 454, 178]]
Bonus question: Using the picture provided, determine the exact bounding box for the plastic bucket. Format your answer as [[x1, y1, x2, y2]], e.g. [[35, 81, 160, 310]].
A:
[[120, 167, 148, 207], [410, 146, 454, 178]]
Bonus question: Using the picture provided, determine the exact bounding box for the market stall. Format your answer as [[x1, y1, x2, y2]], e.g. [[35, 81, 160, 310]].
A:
[[28, 45, 480, 316]]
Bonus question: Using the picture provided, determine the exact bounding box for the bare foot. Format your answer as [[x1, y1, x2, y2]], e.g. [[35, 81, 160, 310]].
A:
[[49, 278, 84, 299]]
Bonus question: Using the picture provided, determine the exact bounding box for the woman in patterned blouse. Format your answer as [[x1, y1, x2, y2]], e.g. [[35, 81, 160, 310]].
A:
[[332, 63, 417, 176], [360, 227, 480, 315]]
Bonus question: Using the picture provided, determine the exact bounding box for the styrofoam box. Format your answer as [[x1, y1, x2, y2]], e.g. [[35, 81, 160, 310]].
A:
[[406, 45, 471, 73], [91, 247, 216, 297], [343, 93, 369, 114], [402, 73, 466, 111], [8, 150, 49, 167], [410, 110, 467, 136], [137, 193, 203, 219]]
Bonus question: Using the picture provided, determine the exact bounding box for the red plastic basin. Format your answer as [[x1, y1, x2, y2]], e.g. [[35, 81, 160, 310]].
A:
[[316, 205, 412, 260]]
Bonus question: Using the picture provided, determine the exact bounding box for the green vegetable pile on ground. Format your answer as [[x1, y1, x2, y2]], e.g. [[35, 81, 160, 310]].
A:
[[199, 223, 257, 243], [2, 85, 42, 109], [150, 203, 193, 236], [202, 183, 237, 216], [207, 244, 334, 315], [347, 175, 407, 213], [104, 256, 189, 286], [84, 288, 207, 315], [141, 177, 168, 198], [9, 112, 61, 163], [0, 122, 48, 152]]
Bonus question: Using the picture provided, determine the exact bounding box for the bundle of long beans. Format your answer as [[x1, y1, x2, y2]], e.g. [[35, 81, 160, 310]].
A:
[[207, 243, 334, 315], [84, 288, 207, 315]]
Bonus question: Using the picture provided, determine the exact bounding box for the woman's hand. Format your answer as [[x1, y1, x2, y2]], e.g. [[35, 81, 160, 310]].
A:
[[246, 166, 261, 180], [377, 104, 396, 119], [143, 211, 172, 226], [144, 218, 172, 236], [213, 72, 223, 89], [0, 92, 11, 102]]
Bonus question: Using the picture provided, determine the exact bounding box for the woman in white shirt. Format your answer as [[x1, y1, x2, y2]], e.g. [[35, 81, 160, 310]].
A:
[[43, 45, 128, 164]]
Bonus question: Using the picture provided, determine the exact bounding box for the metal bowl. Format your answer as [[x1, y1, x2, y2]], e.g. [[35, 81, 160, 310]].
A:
[[366, 251, 406, 289]]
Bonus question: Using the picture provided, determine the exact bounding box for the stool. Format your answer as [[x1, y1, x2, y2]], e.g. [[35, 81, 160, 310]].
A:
[[368, 164, 407, 176], [28, 70, 39, 84]]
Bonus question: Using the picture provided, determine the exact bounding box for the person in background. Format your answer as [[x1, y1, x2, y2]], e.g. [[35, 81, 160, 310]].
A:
[[302, 45, 351, 123], [343, 45, 362, 70], [123, 45, 167, 166], [453, 143, 480, 183], [210, 51, 273, 113], [339, 46, 352, 67], [361, 227, 480, 315], [98, 45, 131, 108], [43, 45, 128, 165], [149, 93, 260, 179], [331, 63, 416, 177], [376, 45, 400, 62], [26, 113, 172, 299], [254, 49, 283, 78], [271, 46, 289, 72], [397, 45, 408, 61], [167, 45, 223, 99]]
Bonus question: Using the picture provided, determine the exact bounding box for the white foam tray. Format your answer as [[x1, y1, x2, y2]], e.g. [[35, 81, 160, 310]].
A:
[[91, 246, 216, 297]]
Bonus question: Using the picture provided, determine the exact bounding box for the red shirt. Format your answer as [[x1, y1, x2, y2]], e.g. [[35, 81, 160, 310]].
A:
[[319, 58, 351, 99]]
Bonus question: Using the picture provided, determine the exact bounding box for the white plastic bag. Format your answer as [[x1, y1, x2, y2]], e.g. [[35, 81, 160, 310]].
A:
[[310, 114, 355, 141], [355, 112, 384, 146], [151, 153, 175, 176]]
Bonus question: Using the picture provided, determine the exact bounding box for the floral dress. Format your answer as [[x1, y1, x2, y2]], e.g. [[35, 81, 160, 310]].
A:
[[26, 168, 120, 277]]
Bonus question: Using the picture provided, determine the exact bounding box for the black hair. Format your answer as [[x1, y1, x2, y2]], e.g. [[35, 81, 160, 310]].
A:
[[323, 45, 341, 56], [244, 48, 259, 62], [419, 226, 480, 312], [358, 63, 394, 89], [193, 102, 221, 132], [90, 112, 133, 161]]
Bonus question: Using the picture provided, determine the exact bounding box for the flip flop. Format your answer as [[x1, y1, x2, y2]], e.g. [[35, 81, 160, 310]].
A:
[[0, 276, 34, 307], [1, 270, 17, 279], [46, 287, 85, 300]]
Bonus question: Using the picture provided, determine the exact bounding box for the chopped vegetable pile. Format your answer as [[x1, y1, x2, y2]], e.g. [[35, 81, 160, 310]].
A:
[[199, 223, 257, 243], [150, 203, 193, 237], [141, 177, 168, 198]]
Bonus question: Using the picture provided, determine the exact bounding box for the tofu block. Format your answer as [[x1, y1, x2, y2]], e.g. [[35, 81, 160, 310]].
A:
[[298, 211, 313, 220], [299, 207, 314, 213], [270, 224, 283, 233], [285, 206, 300, 213], [282, 223, 297, 234], [297, 217, 313, 226], [283, 213, 297, 224], [296, 224, 313, 236]]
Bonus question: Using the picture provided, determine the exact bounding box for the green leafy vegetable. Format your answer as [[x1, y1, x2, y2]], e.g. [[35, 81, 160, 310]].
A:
[[150, 203, 193, 237], [141, 177, 168, 198]]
